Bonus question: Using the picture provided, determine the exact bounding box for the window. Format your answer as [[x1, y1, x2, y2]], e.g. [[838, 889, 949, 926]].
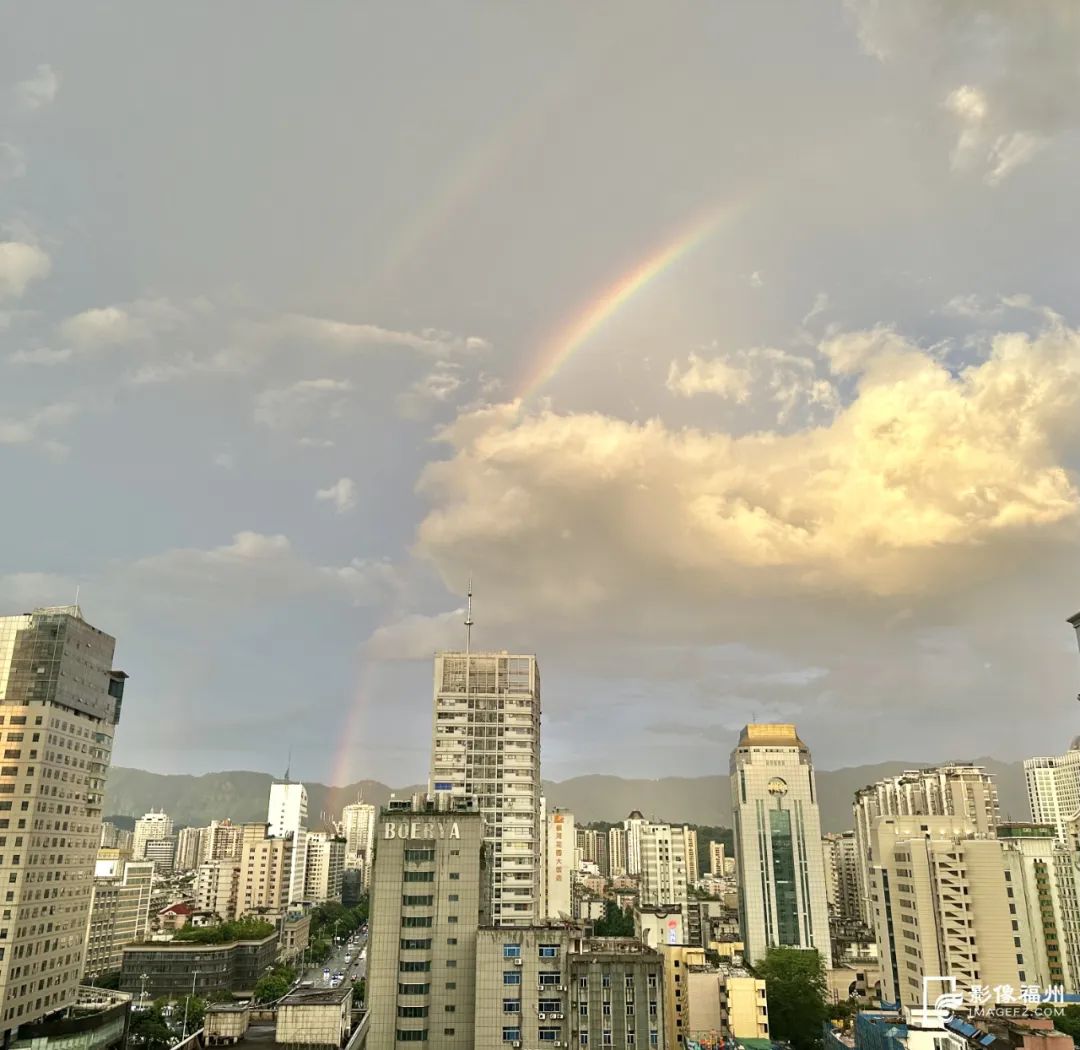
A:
[[400, 960, 431, 973], [539, 1029, 559, 1042], [395, 1030, 428, 1042], [403, 916, 433, 928], [539, 999, 561, 1012], [502, 1027, 521, 1042], [448, 915, 459, 923], [403, 895, 434, 906], [444, 1030, 455, 1037], [397, 1005, 429, 1018], [404, 870, 434, 883], [447, 937, 458, 945], [539, 971, 560, 985], [404, 848, 435, 862], [503, 999, 521, 1013], [448, 894, 460, 902], [401, 939, 432, 950], [504, 945, 522, 959], [539, 944, 559, 957], [503, 972, 521, 985], [449, 872, 460, 880]]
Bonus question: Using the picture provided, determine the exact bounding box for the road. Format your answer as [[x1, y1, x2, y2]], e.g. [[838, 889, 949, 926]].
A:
[[298, 928, 368, 989]]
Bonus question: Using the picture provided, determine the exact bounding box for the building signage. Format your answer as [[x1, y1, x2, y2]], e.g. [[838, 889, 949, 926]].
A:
[[383, 820, 461, 840]]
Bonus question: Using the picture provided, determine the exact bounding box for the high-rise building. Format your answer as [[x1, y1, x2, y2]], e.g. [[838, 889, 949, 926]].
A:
[[624, 811, 646, 876], [997, 822, 1080, 993], [639, 823, 690, 923], [341, 800, 377, 885], [303, 832, 346, 904], [852, 764, 999, 923], [731, 723, 831, 968], [544, 809, 574, 919], [608, 826, 628, 876], [175, 825, 208, 871], [684, 826, 700, 883], [133, 809, 173, 861], [203, 818, 244, 862], [237, 821, 293, 918], [0, 605, 128, 1035], [100, 820, 133, 852], [84, 855, 154, 978], [708, 840, 726, 877], [196, 858, 240, 921], [1025, 740, 1080, 844], [822, 831, 861, 921], [429, 651, 541, 927], [869, 815, 1032, 1006], [367, 802, 489, 1049], [267, 781, 308, 906]]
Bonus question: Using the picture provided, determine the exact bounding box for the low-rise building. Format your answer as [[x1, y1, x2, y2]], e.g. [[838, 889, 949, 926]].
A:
[[118, 930, 278, 999], [279, 910, 311, 962], [7, 988, 132, 1050], [571, 938, 666, 1049], [275, 986, 353, 1049]]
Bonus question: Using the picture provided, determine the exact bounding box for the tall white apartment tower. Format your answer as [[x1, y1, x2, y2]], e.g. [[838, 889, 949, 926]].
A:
[[133, 809, 173, 860], [429, 650, 541, 926], [0, 605, 127, 1037], [731, 724, 832, 968], [267, 780, 308, 905], [341, 799, 377, 885], [1025, 740, 1080, 843]]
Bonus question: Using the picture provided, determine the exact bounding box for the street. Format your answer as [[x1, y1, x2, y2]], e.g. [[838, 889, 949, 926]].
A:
[[299, 928, 367, 989]]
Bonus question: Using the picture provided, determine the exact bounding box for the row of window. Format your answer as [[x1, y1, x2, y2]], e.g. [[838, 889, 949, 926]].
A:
[[503, 943, 559, 958]]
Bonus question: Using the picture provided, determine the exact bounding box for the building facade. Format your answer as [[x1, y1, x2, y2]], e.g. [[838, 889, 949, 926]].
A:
[[869, 815, 1029, 1006], [203, 819, 244, 863], [267, 781, 308, 907], [132, 810, 173, 862], [367, 804, 488, 1050], [608, 827, 628, 877], [428, 652, 541, 927], [823, 831, 862, 921], [853, 764, 999, 924], [195, 859, 240, 922], [731, 723, 832, 968], [545, 809, 574, 920], [237, 822, 293, 919], [142, 838, 175, 873], [341, 801, 377, 885], [639, 823, 690, 924], [175, 826, 207, 871], [0, 606, 127, 1036], [84, 858, 153, 978], [303, 832, 346, 904], [119, 933, 278, 999], [708, 841, 725, 877], [1025, 742, 1080, 844]]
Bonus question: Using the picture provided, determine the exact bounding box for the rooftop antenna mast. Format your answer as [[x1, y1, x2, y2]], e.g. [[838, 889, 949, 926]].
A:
[[284, 745, 292, 783], [464, 578, 474, 654]]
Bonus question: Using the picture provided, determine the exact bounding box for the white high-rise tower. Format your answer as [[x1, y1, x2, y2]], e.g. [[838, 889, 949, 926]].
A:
[[731, 723, 831, 968], [428, 606, 541, 926], [268, 780, 308, 904]]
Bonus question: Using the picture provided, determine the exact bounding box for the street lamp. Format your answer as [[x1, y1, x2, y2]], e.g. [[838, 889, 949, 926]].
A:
[[139, 973, 149, 1008], [180, 970, 198, 1041]]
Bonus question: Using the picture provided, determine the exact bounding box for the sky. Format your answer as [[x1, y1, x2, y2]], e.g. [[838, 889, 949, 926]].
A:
[[2, 2, 1080, 786]]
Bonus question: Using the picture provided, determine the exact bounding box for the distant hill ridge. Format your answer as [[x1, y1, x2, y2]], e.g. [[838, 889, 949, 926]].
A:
[[103, 758, 1029, 834]]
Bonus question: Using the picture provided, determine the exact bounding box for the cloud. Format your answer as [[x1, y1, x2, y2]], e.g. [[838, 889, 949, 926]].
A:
[[126, 531, 395, 609], [7, 346, 73, 366], [415, 321, 1080, 641], [59, 298, 185, 350], [14, 65, 60, 112], [253, 377, 353, 431], [261, 314, 490, 357], [0, 400, 80, 454], [0, 144, 26, 183], [396, 365, 466, 419], [316, 477, 358, 514], [667, 345, 838, 424], [0, 242, 51, 300], [845, 0, 1080, 183], [367, 608, 467, 660], [666, 353, 751, 401]]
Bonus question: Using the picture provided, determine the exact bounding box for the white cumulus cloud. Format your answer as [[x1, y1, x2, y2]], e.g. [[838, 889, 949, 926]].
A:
[[253, 377, 353, 432], [14, 65, 60, 112], [0, 242, 50, 300], [316, 477, 359, 514]]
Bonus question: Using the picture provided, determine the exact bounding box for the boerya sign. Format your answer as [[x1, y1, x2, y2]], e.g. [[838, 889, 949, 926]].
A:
[[384, 820, 461, 840]]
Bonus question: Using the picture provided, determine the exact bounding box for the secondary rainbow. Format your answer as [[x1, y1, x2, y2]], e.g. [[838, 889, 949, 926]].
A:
[[517, 202, 743, 402]]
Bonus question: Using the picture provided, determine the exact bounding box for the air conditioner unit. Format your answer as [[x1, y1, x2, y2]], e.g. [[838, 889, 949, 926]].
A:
[[559, 985, 568, 991], [538, 1013, 546, 1020], [514, 958, 523, 966], [553, 1013, 563, 1019], [513, 1043, 522, 1049]]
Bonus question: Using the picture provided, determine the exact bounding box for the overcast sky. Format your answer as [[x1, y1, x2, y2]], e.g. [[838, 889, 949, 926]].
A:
[[2, 2, 1079, 785]]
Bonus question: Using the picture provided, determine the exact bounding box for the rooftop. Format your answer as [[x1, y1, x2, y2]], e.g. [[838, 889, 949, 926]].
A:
[[738, 723, 806, 748], [279, 986, 352, 1007]]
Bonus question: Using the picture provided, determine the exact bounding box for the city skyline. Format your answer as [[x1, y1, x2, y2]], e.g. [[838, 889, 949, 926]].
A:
[[3, 4, 1080, 787]]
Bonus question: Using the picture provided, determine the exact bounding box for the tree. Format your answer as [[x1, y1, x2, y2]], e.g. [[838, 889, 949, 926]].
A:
[[1053, 1006, 1080, 1046], [253, 974, 291, 1003], [593, 901, 634, 937], [352, 979, 366, 1004], [754, 948, 828, 1050], [129, 1007, 174, 1050]]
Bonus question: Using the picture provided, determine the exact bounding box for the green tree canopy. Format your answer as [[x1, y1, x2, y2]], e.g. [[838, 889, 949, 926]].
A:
[[129, 1007, 173, 1050], [1053, 1006, 1080, 1046], [593, 901, 635, 937], [253, 974, 292, 1003], [754, 948, 828, 1050], [173, 917, 275, 944]]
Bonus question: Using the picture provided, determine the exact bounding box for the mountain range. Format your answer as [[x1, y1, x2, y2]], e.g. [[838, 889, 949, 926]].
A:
[[103, 758, 1031, 834]]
